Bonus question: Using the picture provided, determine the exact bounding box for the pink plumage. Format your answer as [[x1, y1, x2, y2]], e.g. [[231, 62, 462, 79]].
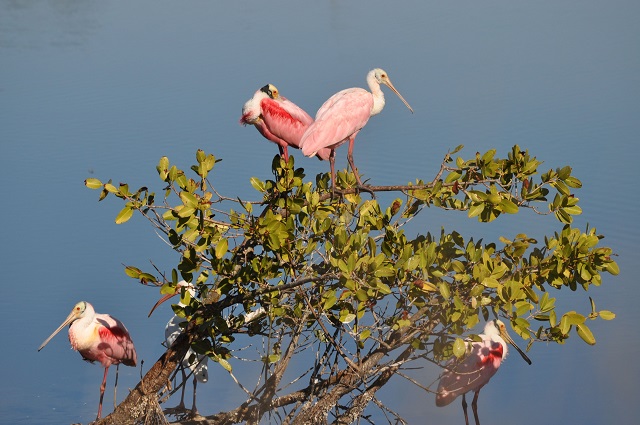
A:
[[436, 320, 531, 425], [39, 301, 137, 420], [436, 327, 505, 407], [299, 68, 413, 192], [240, 84, 330, 161], [299, 87, 374, 156]]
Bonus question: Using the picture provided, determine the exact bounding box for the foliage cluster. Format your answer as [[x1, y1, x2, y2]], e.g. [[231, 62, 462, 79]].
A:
[[85, 145, 618, 424]]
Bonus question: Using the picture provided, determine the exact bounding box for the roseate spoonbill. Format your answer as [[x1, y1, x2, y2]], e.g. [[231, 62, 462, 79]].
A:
[[240, 84, 330, 162], [150, 280, 267, 417], [299, 68, 413, 193], [38, 301, 137, 420], [164, 281, 208, 418], [436, 319, 532, 425]]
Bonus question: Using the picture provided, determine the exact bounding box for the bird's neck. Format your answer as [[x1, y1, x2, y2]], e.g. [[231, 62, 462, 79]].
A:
[[371, 90, 385, 116], [68, 315, 95, 351], [366, 71, 386, 116]]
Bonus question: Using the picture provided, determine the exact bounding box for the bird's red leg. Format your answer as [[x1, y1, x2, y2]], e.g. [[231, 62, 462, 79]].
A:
[[462, 393, 470, 425], [346, 134, 362, 185], [330, 149, 337, 197], [471, 390, 481, 425], [279, 145, 289, 163], [97, 366, 110, 420], [346, 134, 375, 197]]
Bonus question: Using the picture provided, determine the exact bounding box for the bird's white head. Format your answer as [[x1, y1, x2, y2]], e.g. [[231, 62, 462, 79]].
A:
[[371, 68, 389, 84], [240, 84, 281, 125], [367, 68, 414, 114], [38, 301, 94, 352], [176, 280, 198, 307]]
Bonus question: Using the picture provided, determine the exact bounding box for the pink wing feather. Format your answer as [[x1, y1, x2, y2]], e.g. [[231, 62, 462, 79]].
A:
[[261, 97, 331, 160], [300, 88, 373, 157], [435, 338, 503, 407], [261, 97, 311, 148], [240, 89, 331, 160], [90, 314, 137, 367], [279, 96, 314, 126]]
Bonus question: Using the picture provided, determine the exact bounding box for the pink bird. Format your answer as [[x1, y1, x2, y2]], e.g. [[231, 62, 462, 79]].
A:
[[299, 68, 414, 192], [38, 301, 137, 420], [436, 320, 532, 425], [240, 84, 330, 162]]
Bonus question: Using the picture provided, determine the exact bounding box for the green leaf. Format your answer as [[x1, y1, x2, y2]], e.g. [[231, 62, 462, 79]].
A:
[[453, 338, 466, 358], [576, 323, 596, 345], [438, 282, 451, 299], [215, 239, 228, 259], [557, 166, 572, 180], [374, 266, 396, 278], [250, 177, 266, 192], [554, 208, 573, 224], [451, 144, 464, 154], [563, 311, 586, 326], [160, 281, 176, 295], [98, 188, 109, 201], [564, 176, 582, 188], [376, 281, 392, 295], [360, 329, 371, 341], [563, 205, 582, 216], [84, 178, 103, 189], [539, 292, 554, 312], [104, 183, 118, 194], [513, 318, 531, 339], [499, 198, 519, 214], [481, 149, 496, 163], [115, 206, 134, 224], [267, 354, 281, 363], [482, 277, 501, 288], [217, 358, 233, 372], [177, 206, 196, 218], [124, 266, 141, 278], [157, 156, 170, 180], [180, 192, 199, 208], [605, 261, 620, 275], [468, 203, 484, 218], [599, 310, 616, 320], [323, 293, 337, 310], [339, 312, 356, 324], [445, 170, 462, 183]]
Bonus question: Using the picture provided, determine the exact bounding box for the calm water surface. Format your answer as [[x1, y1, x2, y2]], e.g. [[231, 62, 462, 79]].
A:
[[2, 1, 639, 424]]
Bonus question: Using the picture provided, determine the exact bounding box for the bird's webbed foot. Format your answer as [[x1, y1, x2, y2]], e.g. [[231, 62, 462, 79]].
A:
[[164, 404, 191, 421]]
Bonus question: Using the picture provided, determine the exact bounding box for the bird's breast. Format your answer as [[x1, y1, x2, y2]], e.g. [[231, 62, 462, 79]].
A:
[[479, 341, 504, 368], [68, 322, 100, 352]]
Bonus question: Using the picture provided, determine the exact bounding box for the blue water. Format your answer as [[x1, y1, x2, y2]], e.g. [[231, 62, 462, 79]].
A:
[[2, 1, 639, 424]]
